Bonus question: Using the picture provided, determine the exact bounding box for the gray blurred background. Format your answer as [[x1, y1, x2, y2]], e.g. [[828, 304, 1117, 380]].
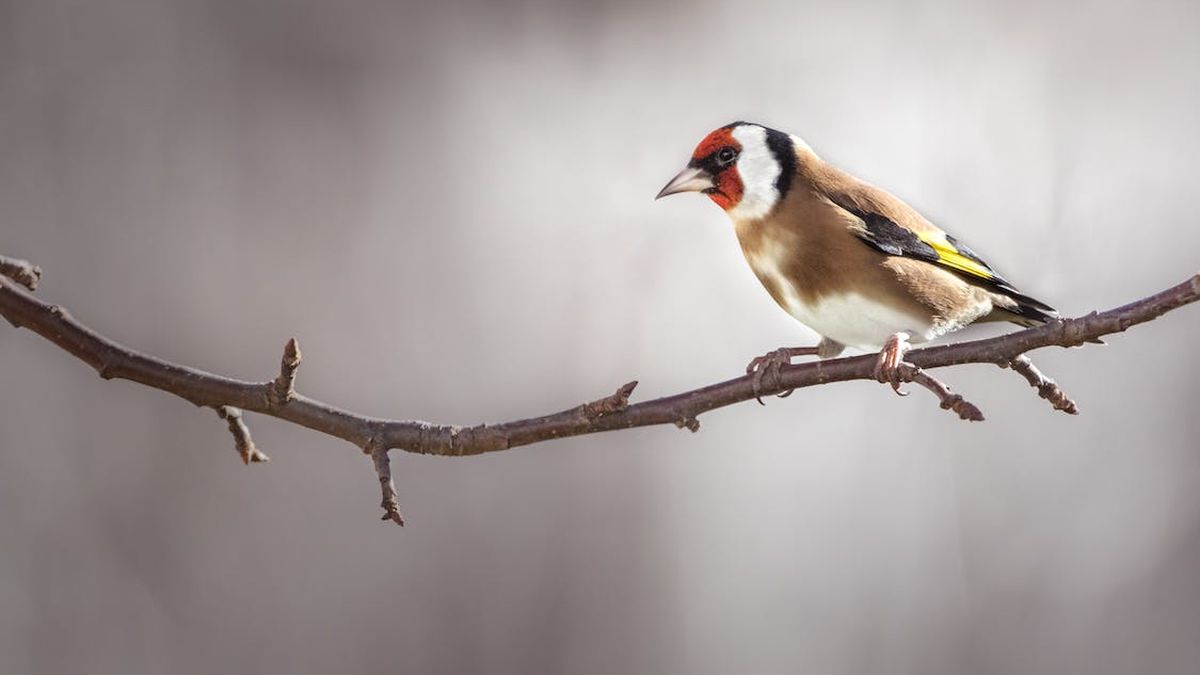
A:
[[2, 0, 1199, 673]]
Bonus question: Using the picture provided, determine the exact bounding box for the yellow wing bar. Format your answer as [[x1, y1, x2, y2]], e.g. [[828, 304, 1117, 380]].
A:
[[916, 232, 997, 282]]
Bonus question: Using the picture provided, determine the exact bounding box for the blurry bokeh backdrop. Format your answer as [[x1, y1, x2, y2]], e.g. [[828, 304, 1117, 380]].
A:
[[2, 0, 1199, 673]]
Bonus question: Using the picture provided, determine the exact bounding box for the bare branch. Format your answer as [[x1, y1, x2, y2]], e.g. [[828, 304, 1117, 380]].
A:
[[1, 252, 1197, 524]]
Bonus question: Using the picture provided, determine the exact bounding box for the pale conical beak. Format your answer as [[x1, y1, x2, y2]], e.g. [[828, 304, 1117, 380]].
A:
[[655, 166, 715, 200]]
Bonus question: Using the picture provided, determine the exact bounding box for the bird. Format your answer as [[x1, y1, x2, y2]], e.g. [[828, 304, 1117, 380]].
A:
[[655, 121, 1057, 401]]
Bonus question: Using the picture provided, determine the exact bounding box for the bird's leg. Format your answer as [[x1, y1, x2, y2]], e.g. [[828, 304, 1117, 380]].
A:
[[873, 332, 912, 395], [746, 346, 821, 404], [870, 332, 984, 420]]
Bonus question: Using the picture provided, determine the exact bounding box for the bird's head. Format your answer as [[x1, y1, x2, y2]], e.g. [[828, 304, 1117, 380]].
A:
[[656, 121, 799, 221]]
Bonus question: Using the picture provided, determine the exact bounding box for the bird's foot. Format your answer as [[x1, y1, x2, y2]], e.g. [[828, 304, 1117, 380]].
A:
[[746, 346, 820, 404], [872, 332, 983, 420], [872, 332, 912, 395]]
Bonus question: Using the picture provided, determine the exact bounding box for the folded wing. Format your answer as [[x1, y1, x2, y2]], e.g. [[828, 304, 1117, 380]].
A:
[[834, 200, 1058, 325]]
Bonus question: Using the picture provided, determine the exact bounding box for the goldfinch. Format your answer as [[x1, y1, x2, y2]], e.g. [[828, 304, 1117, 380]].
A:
[[656, 121, 1057, 397]]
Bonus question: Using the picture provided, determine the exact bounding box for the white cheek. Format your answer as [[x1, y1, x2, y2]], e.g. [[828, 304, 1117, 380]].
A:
[[727, 125, 781, 221]]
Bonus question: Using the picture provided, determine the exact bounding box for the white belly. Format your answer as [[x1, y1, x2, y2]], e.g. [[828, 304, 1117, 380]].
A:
[[745, 237, 936, 350], [777, 290, 935, 350]]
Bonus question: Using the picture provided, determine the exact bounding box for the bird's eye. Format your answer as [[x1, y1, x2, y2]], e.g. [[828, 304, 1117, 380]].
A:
[[717, 147, 738, 166]]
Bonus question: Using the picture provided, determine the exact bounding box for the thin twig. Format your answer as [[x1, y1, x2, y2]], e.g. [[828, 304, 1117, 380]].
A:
[[370, 444, 405, 526], [215, 405, 270, 464], [1, 253, 1197, 524], [1000, 354, 1079, 414], [896, 364, 985, 421]]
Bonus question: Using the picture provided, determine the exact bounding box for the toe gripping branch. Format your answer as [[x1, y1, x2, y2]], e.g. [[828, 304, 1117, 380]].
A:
[[745, 334, 1077, 422], [871, 333, 983, 421], [746, 347, 820, 405], [746, 340, 987, 420]]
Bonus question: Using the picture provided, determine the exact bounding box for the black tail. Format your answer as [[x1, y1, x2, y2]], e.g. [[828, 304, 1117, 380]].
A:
[[997, 289, 1058, 327]]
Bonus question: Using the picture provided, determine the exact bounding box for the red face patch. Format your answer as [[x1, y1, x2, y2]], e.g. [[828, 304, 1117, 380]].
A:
[[691, 126, 744, 211], [710, 168, 743, 210], [690, 127, 738, 162]]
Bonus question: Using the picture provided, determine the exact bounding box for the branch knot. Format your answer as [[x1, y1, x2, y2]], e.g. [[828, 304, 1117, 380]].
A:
[[674, 415, 700, 432], [581, 381, 638, 420], [0, 255, 41, 291]]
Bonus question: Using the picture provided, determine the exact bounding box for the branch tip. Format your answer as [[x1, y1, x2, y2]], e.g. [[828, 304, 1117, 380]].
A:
[[215, 405, 270, 464], [369, 444, 405, 526], [267, 337, 302, 407], [283, 337, 301, 365], [898, 364, 985, 421], [1001, 355, 1079, 415]]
